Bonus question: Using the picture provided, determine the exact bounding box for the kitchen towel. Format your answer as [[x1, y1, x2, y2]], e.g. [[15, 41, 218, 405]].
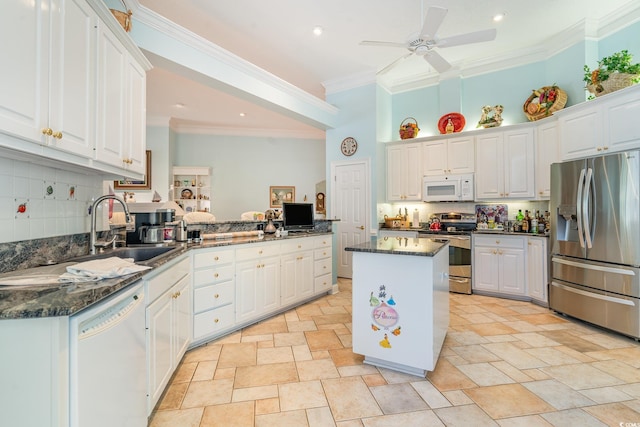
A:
[[59, 257, 152, 282]]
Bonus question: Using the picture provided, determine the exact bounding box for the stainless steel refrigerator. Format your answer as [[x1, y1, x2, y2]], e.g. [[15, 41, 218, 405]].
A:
[[550, 150, 640, 339]]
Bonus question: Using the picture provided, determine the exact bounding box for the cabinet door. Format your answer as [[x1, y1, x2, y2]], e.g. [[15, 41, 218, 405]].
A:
[[261, 256, 281, 315], [422, 139, 448, 176], [0, 0, 48, 144], [559, 106, 603, 160], [235, 260, 260, 323], [447, 135, 475, 174], [124, 57, 147, 175], [146, 293, 173, 409], [605, 91, 640, 152], [535, 121, 558, 199], [386, 145, 406, 200], [47, 0, 95, 158], [405, 142, 423, 200], [475, 132, 504, 199], [173, 276, 192, 364], [94, 21, 127, 168], [503, 128, 535, 199], [527, 237, 548, 302], [499, 248, 526, 295], [472, 246, 500, 292]]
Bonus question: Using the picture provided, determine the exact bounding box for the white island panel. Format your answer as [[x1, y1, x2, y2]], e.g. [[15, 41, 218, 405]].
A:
[[350, 239, 449, 376]]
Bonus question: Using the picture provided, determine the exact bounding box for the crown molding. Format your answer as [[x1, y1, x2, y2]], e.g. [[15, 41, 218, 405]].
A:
[[323, 70, 377, 96], [166, 119, 326, 140]]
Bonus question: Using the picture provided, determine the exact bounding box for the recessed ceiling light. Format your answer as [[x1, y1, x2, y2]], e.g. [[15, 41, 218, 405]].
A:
[[313, 26, 323, 36], [174, 103, 185, 108], [239, 112, 246, 117], [493, 13, 506, 22]]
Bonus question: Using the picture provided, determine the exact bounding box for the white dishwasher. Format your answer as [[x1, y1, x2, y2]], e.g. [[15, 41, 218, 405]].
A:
[[69, 282, 147, 427]]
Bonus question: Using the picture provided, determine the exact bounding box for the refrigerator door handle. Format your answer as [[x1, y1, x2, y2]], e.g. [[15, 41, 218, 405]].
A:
[[583, 167, 594, 249], [576, 168, 586, 248]]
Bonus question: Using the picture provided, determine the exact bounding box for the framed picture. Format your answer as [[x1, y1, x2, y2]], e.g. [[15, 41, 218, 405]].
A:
[[270, 186, 295, 208], [114, 150, 152, 190]]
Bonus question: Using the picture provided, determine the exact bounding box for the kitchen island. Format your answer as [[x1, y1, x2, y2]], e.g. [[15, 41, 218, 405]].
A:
[[346, 236, 449, 377]]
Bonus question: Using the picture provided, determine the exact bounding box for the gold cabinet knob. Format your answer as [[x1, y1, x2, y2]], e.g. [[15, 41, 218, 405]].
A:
[[359, 226, 365, 230], [493, 250, 497, 254], [42, 128, 53, 136], [52, 131, 62, 139], [214, 318, 219, 323], [258, 250, 263, 254], [214, 256, 219, 261], [214, 293, 219, 299]]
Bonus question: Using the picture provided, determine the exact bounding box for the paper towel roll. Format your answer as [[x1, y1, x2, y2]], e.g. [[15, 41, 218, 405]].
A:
[[412, 209, 420, 228]]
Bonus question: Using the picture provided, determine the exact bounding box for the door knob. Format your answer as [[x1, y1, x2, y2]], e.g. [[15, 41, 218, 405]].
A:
[[359, 226, 365, 230]]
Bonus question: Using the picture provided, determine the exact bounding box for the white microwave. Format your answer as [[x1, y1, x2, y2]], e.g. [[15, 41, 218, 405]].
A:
[[422, 173, 474, 202]]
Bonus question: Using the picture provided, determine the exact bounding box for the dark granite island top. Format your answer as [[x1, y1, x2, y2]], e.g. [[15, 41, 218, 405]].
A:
[[345, 236, 448, 257]]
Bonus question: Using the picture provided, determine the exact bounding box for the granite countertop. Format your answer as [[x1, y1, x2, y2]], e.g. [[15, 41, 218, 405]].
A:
[[0, 232, 332, 320], [345, 236, 448, 257]]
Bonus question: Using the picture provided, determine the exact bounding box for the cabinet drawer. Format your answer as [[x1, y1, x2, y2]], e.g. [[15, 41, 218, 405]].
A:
[[193, 280, 234, 313], [235, 243, 280, 261], [314, 247, 331, 260], [314, 236, 332, 249], [193, 248, 234, 269], [314, 258, 332, 277], [145, 257, 190, 303], [193, 304, 235, 340], [314, 274, 332, 293], [281, 238, 313, 254], [474, 235, 524, 249], [193, 264, 234, 286]]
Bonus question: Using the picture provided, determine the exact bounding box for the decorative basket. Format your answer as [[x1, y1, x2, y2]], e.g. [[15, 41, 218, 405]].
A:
[[523, 86, 567, 121], [587, 73, 638, 97], [399, 117, 420, 140], [110, 0, 132, 32]]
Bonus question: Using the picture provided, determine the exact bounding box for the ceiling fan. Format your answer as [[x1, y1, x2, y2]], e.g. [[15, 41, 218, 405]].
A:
[[360, 6, 497, 74]]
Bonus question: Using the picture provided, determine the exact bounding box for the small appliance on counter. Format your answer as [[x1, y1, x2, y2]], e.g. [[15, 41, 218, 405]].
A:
[[125, 207, 175, 245]]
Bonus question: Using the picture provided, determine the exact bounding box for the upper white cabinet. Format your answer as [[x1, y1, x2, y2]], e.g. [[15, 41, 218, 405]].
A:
[[387, 142, 422, 201], [422, 135, 475, 176], [0, 0, 151, 177], [558, 85, 640, 160], [1, 0, 95, 158], [475, 127, 535, 200], [534, 120, 559, 200]]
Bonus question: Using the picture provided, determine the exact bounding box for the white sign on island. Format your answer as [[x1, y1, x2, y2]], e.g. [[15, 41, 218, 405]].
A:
[[345, 237, 449, 377]]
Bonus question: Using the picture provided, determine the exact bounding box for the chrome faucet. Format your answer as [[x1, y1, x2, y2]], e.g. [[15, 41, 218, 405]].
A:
[[90, 195, 131, 255]]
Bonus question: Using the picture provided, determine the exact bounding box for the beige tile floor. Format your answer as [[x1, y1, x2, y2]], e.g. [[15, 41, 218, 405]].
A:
[[149, 279, 640, 427]]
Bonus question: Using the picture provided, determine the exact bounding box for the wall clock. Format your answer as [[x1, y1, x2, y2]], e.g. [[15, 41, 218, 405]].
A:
[[340, 137, 358, 156]]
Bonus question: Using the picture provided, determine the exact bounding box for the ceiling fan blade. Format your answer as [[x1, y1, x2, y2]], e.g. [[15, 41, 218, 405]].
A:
[[424, 51, 451, 73], [436, 28, 497, 48], [420, 6, 448, 39], [378, 53, 413, 75], [360, 40, 408, 48]]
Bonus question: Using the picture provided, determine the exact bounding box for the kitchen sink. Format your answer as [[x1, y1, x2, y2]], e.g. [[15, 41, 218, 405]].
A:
[[69, 245, 181, 264]]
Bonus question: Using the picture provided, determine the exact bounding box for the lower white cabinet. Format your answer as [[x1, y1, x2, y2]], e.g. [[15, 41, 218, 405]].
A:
[[473, 235, 526, 296], [192, 248, 235, 342], [145, 255, 191, 415], [314, 236, 333, 292], [235, 242, 281, 324], [527, 236, 548, 303], [281, 239, 314, 306]]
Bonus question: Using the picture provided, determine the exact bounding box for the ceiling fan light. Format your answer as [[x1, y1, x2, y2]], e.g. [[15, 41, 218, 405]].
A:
[[493, 13, 506, 22], [414, 45, 429, 56]]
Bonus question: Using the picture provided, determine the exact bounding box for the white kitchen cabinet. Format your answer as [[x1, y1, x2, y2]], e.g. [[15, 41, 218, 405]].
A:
[[145, 256, 191, 415], [602, 87, 640, 153], [192, 248, 236, 343], [313, 236, 333, 293], [534, 120, 559, 200], [473, 235, 526, 297], [235, 242, 281, 324], [558, 104, 604, 160], [387, 142, 422, 201], [422, 135, 475, 176], [475, 127, 535, 200], [527, 236, 548, 304], [173, 166, 212, 213], [281, 240, 314, 306], [1, 0, 95, 158]]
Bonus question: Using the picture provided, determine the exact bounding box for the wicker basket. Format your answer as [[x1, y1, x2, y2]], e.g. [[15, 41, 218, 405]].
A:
[[523, 86, 567, 121], [110, 0, 132, 32], [587, 73, 638, 97], [399, 117, 420, 139]]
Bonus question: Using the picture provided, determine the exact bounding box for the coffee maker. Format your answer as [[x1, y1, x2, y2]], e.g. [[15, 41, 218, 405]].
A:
[[125, 208, 175, 245]]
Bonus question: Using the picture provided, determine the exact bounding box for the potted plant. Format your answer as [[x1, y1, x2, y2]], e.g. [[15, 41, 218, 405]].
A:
[[584, 50, 640, 97]]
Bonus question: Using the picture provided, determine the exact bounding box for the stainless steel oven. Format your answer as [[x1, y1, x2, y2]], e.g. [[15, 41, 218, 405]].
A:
[[419, 212, 475, 294]]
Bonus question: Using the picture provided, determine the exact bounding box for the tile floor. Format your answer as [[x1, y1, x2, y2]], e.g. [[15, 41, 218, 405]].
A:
[[149, 279, 640, 426]]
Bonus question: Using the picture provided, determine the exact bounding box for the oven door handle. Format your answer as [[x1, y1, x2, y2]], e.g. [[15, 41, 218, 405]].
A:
[[448, 277, 470, 283]]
